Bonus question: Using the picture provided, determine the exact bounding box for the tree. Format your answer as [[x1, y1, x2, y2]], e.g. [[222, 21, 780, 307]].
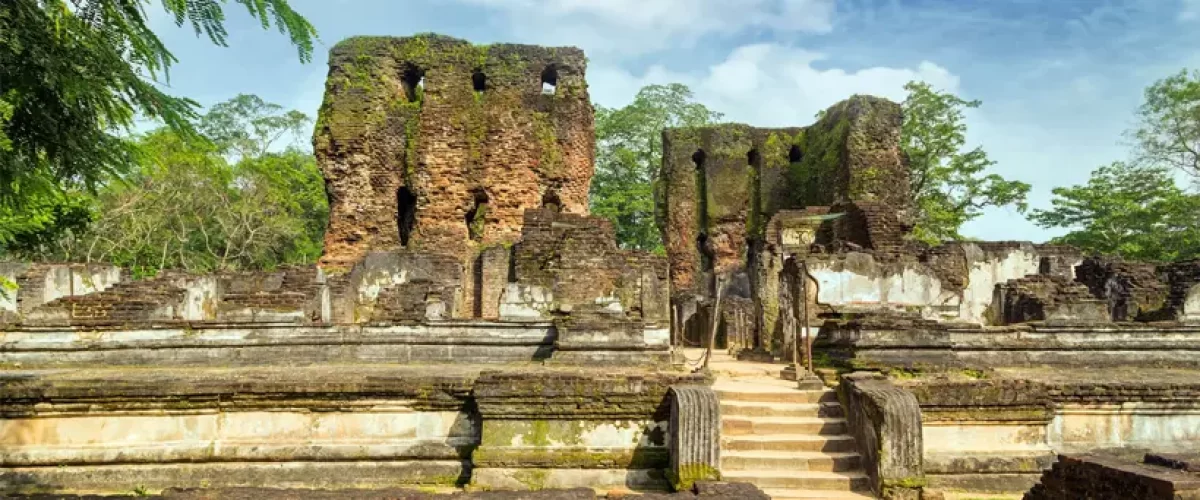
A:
[[591, 84, 723, 252], [901, 81, 1031, 243], [1132, 69, 1200, 177], [0, 0, 316, 237], [201, 93, 311, 161], [1029, 162, 1200, 262], [7, 95, 328, 275]]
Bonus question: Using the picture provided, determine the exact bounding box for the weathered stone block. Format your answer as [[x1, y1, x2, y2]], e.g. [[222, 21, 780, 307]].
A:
[[667, 385, 721, 491], [838, 372, 924, 498]]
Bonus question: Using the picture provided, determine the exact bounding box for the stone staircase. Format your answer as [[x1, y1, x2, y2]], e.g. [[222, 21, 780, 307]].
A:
[[715, 378, 874, 499]]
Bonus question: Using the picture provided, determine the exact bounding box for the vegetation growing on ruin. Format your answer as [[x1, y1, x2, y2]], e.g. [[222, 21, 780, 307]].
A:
[[788, 108, 850, 207], [668, 463, 721, 492]]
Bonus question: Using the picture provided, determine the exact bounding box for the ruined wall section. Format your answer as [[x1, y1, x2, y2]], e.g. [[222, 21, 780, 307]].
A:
[[788, 96, 908, 211], [659, 125, 805, 296], [512, 210, 669, 324], [658, 96, 908, 297], [315, 34, 594, 270]]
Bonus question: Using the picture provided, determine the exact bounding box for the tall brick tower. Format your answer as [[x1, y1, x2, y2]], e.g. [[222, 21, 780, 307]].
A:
[[314, 34, 595, 269]]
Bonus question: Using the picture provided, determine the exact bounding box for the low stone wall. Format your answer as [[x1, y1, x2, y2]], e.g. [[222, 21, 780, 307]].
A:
[[0, 322, 558, 367], [818, 321, 1200, 369], [1024, 454, 1200, 500], [804, 243, 1081, 325], [0, 320, 672, 368], [0, 364, 705, 495], [1, 263, 123, 317], [903, 375, 1200, 493]]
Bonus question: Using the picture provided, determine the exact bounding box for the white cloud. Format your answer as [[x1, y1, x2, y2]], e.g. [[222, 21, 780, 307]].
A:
[[449, 0, 836, 54], [1183, 0, 1200, 21], [588, 43, 959, 127]]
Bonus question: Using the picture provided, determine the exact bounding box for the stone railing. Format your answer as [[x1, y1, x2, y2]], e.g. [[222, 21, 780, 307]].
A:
[[838, 372, 925, 499]]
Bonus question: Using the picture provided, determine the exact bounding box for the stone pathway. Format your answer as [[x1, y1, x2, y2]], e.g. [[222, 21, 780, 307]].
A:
[[697, 349, 875, 500]]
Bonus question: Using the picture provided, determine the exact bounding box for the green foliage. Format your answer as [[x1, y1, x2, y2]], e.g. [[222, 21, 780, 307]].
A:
[[1132, 68, 1200, 176], [200, 93, 311, 161], [1029, 162, 1200, 262], [5, 95, 328, 276], [0, 0, 316, 241], [0, 190, 93, 254], [591, 83, 723, 252], [901, 81, 1030, 243]]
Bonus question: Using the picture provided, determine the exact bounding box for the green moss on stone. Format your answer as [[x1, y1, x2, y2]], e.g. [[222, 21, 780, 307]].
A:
[[531, 111, 564, 176], [668, 463, 721, 492], [884, 476, 927, 489], [789, 106, 850, 207], [512, 469, 550, 490]]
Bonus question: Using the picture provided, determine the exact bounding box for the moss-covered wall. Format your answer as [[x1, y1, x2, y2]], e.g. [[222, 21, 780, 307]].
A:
[[314, 34, 595, 274], [657, 96, 907, 352]]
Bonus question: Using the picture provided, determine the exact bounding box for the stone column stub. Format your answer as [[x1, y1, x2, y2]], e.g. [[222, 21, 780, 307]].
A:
[[667, 384, 721, 491]]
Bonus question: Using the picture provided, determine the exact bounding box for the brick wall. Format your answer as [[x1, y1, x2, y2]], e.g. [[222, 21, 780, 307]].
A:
[[512, 209, 667, 320], [315, 34, 594, 270], [1025, 454, 1200, 500]]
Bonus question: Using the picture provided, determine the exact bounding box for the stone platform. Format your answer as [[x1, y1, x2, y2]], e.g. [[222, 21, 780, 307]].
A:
[[0, 363, 704, 495], [0, 320, 670, 368]]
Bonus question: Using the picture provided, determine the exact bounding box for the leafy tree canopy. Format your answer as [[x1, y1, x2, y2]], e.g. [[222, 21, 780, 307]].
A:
[[591, 83, 723, 252], [901, 81, 1030, 244], [0, 0, 316, 242], [4, 95, 328, 276], [1132, 68, 1200, 177], [1029, 162, 1200, 262]]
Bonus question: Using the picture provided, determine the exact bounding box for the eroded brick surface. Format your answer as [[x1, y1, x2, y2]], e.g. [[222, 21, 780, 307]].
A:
[[314, 34, 594, 270]]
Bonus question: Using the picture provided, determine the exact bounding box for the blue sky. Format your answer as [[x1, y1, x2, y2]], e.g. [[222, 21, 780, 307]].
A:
[[148, 0, 1200, 242]]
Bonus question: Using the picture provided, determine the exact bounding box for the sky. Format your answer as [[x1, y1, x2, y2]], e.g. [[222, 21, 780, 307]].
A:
[[147, 0, 1200, 242]]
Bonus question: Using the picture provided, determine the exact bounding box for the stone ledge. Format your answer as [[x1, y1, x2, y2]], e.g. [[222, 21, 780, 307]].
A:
[[0, 440, 476, 467], [469, 467, 668, 491], [924, 451, 1055, 475], [0, 365, 692, 417], [0, 460, 471, 495], [471, 447, 669, 469], [473, 370, 705, 420]]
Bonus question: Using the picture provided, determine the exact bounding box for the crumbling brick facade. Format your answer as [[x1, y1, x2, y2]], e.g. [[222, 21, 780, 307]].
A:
[[993, 275, 1107, 325], [513, 209, 669, 324], [658, 96, 907, 297], [657, 96, 908, 354], [314, 34, 595, 269]]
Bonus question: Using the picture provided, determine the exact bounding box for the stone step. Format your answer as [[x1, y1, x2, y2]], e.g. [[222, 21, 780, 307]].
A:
[[723, 470, 870, 491], [720, 400, 844, 418], [715, 387, 839, 404], [723, 434, 857, 453], [761, 488, 877, 499], [722, 450, 861, 472], [722, 416, 847, 436]]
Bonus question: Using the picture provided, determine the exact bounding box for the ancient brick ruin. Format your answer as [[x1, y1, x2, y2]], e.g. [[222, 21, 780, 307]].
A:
[[656, 89, 1200, 496], [314, 34, 594, 269], [3, 32, 1200, 499]]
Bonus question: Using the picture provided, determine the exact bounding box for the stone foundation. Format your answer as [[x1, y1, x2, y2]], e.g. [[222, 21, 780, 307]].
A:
[[0, 364, 705, 495]]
